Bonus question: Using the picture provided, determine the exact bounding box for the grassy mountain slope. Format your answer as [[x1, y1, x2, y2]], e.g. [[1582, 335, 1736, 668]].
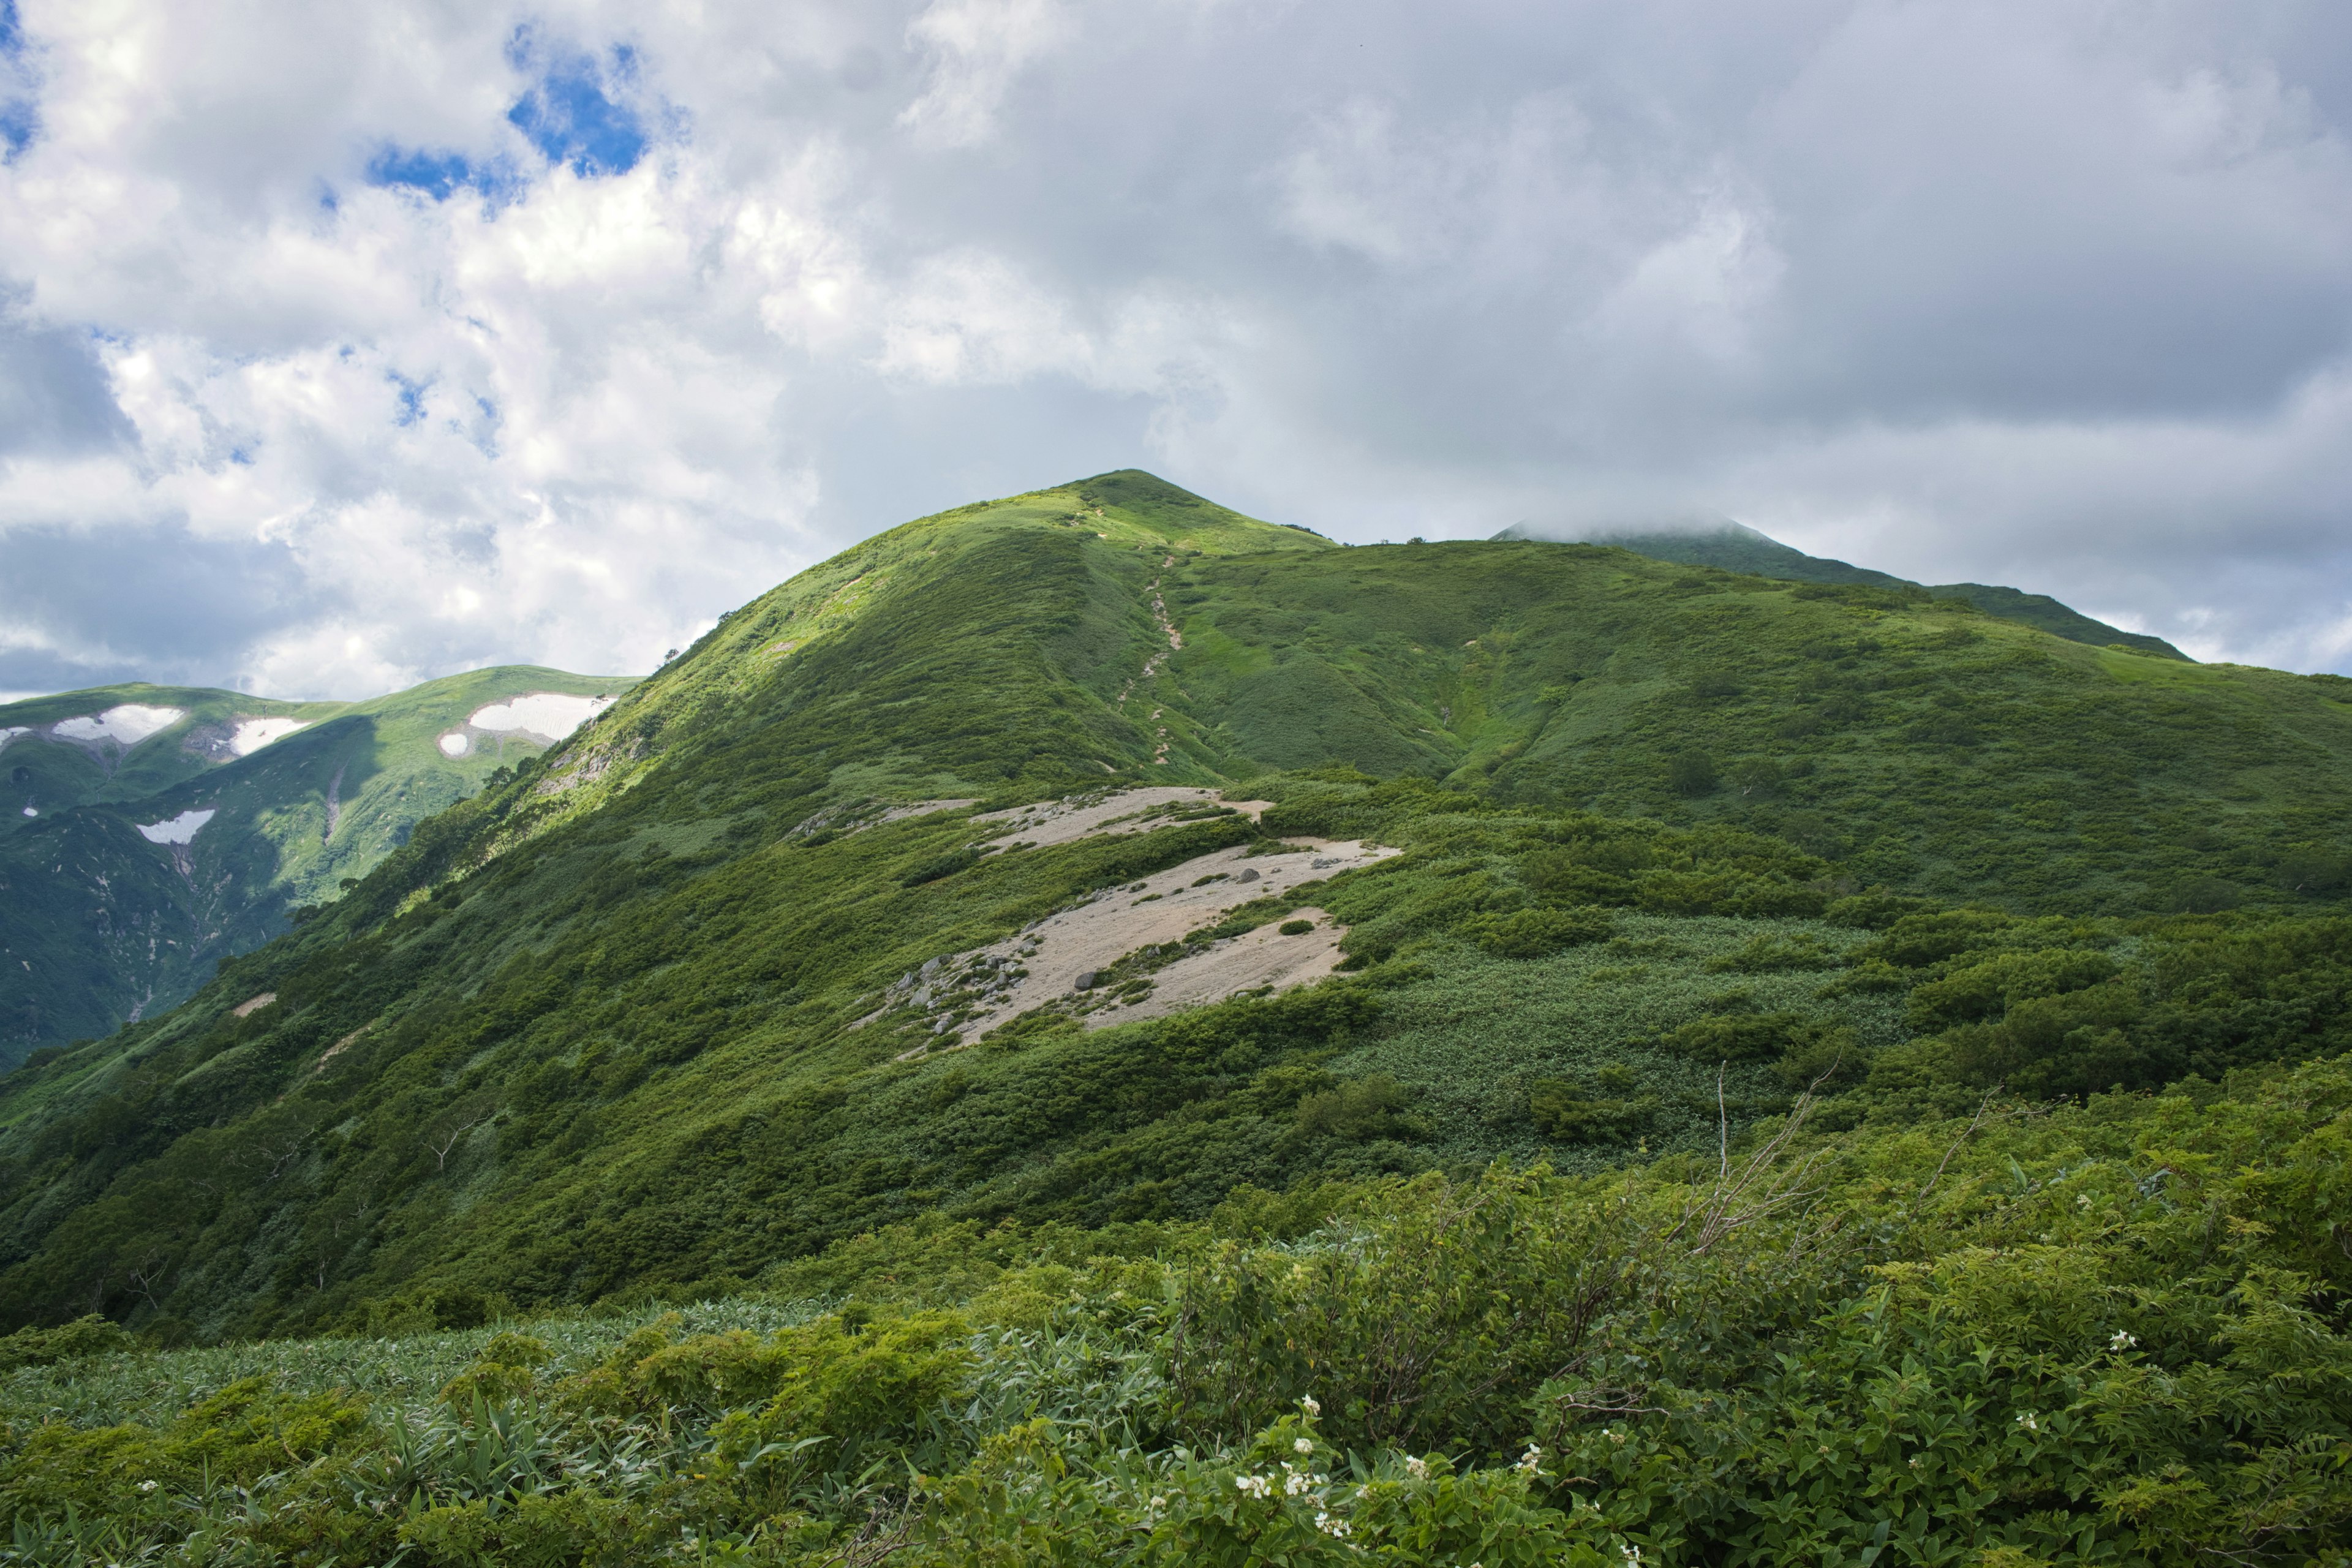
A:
[[1495, 518, 2191, 659], [0, 668, 633, 1055], [0, 470, 2346, 1352]]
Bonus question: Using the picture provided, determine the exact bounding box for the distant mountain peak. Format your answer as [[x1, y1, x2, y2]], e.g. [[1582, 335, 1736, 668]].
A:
[[1494, 516, 2187, 661]]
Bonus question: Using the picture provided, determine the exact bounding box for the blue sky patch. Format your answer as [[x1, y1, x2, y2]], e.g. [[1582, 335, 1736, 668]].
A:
[[1, 0, 35, 160], [364, 146, 516, 203], [389, 372, 429, 428], [0, 98, 31, 160], [505, 36, 646, 178]]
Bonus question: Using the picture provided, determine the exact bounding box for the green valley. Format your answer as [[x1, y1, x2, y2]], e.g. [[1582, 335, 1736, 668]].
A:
[[0, 668, 634, 1056]]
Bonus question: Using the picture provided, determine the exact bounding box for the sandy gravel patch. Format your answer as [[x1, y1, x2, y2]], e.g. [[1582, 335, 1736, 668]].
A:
[[976, 786, 1273, 850], [884, 835, 1397, 1049]]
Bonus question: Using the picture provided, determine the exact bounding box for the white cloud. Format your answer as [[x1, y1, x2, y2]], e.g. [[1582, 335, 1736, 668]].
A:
[[897, 0, 1069, 148], [0, 0, 2350, 696]]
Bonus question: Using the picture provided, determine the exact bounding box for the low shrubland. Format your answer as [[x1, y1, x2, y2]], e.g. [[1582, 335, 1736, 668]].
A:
[[4, 1061, 2348, 1565]]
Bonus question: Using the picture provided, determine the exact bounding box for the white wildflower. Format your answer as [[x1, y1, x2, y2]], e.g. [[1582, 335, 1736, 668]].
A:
[[2016, 1412, 2039, 1432], [1622, 1547, 1643, 1566], [1516, 1444, 1543, 1476], [1405, 1455, 1430, 1480], [1284, 1464, 1313, 1496], [1316, 1512, 1351, 1538], [1236, 1474, 1272, 1499], [1605, 1428, 1627, 1446], [1148, 1496, 1167, 1512], [1300, 1395, 1321, 1416], [138, 1480, 159, 1493], [1295, 1437, 1315, 1454], [2109, 1330, 2138, 1351], [2076, 1193, 2092, 1208]]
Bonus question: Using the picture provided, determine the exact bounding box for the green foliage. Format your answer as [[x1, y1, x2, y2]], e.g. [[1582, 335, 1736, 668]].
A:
[[0, 1314, 131, 1371], [1667, 751, 1719, 797], [1524, 1082, 1657, 1142], [2, 1065, 2351, 1563], [1293, 1074, 1419, 1142], [902, 847, 982, 886], [1465, 907, 1613, 958]]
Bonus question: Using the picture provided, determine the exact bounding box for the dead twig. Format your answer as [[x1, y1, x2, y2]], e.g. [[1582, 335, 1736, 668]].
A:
[[1918, 1089, 2005, 1200]]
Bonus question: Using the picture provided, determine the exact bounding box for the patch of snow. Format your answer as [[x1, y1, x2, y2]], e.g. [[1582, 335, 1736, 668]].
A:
[[467, 692, 613, 739], [0, 726, 27, 755], [18, 806, 32, 818], [438, 732, 470, 758], [53, 704, 184, 745], [137, 808, 216, 845], [228, 717, 307, 756]]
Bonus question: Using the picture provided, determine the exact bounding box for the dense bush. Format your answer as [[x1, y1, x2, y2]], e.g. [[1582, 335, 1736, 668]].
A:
[[6, 1063, 2350, 1564]]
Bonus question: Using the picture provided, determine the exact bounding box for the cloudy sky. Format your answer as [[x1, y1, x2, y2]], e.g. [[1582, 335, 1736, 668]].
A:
[[2, 0, 2349, 697]]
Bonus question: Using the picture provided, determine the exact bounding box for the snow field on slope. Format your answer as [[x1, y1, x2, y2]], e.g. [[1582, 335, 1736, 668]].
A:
[[440, 692, 614, 760], [228, 718, 307, 755], [52, 705, 184, 745], [137, 809, 216, 845], [468, 693, 612, 737]]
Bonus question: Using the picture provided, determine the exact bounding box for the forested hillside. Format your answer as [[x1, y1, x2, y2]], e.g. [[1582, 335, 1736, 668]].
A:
[[2, 471, 2350, 1565]]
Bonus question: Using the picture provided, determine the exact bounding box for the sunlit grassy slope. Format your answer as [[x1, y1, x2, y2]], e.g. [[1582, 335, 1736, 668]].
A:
[[0, 469, 2345, 1349], [0, 666, 633, 1054]]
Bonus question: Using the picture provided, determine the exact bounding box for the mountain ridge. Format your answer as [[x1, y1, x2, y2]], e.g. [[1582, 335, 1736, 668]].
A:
[[0, 666, 635, 1054], [1491, 516, 2192, 660], [0, 470, 2344, 1351]]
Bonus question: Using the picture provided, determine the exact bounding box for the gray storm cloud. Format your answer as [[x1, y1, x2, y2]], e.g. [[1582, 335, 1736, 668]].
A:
[[0, 0, 2348, 695]]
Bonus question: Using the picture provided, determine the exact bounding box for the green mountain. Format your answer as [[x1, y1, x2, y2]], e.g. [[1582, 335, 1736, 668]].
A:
[[2, 470, 2350, 1562], [1494, 516, 2192, 660], [0, 668, 634, 1055], [0, 466, 2344, 1335]]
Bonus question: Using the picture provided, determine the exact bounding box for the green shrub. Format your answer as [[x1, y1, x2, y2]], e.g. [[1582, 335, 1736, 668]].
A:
[[902, 846, 982, 886], [0, 1314, 132, 1372], [1660, 1009, 1816, 1064], [1294, 1074, 1419, 1140], [1467, 907, 1614, 958], [1525, 1081, 1658, 1142]]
